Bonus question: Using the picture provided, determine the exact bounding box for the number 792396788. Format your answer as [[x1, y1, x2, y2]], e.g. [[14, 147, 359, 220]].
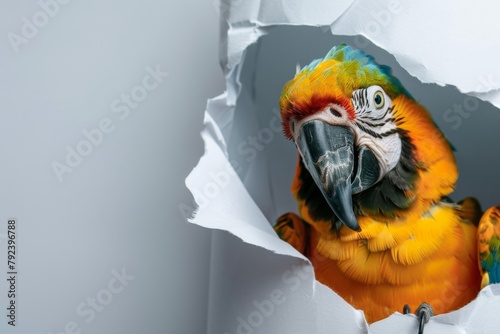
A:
[[7, 219, 16, 271]]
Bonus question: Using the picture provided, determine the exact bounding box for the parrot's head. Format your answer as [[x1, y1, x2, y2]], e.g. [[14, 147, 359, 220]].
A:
[[280, 44, 457, 232]]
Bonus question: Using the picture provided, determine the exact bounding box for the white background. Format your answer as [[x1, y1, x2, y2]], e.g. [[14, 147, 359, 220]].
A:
[[0, 1, 223, 333]]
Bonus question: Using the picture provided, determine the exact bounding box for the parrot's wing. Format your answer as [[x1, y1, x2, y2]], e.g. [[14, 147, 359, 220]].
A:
[[457, 197, 483, 226], [477, 205, 500, 288], [274, 212, 309, 255]]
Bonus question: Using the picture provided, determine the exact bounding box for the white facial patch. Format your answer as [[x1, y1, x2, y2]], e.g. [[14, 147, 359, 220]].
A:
[[350, 86, 401, 178], [289, 85, 402, 181]]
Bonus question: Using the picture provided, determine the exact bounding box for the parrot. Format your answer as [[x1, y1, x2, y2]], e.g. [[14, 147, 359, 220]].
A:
[[274, 44, 500, 326]]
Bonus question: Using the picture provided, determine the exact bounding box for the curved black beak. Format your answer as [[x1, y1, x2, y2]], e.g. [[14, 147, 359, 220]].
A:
[[297, 121, 359, 231], [296, 120, 381, 232]]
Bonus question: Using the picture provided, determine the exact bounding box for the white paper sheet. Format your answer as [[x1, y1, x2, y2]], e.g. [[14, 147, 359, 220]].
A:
[[188, 1, 500, 333], [330, 1, 500, 106]]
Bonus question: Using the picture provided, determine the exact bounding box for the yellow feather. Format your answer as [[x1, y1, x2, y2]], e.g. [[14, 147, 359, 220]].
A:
[[316, 236, 359, 261]]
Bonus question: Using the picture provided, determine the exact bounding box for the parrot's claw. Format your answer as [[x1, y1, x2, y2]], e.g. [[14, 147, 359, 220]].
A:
[[402, 302, 433, 334], [274, 213, 309, 254], [416, 302, 433, 334]]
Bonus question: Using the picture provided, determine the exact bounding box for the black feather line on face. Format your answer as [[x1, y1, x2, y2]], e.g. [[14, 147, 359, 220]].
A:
[[354, 122, 382, 138], [356, 117, 395, 128], [295, 128, 419, 229], [353, 129, 418, 217], [371, 106, 393, 121]]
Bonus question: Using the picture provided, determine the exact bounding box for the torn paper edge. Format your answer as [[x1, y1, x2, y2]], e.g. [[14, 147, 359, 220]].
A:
[[186, 1, 500, 332]]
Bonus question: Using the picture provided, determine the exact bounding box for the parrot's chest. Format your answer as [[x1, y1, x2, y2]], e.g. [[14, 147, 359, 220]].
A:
[[306, 223, 481, 323]]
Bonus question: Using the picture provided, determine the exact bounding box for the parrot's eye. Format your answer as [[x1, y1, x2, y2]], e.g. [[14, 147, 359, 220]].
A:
[[352, 86, 390, 116], [373, 91, 385, 109], [329, 107, 342, 118]]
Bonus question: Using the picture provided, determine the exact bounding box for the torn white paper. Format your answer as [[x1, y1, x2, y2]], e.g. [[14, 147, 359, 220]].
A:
[[187, 1, 500, 333], [330, 1, 500, 105], [221, 0, 354, 72], [187, 95, 370, 334]]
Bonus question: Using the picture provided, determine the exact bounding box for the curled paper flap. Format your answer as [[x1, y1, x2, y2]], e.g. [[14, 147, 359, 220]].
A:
[[330, 1, 500, 101], [220, 0, 355, 72], [370, 285, 500, 333], [187, 85, 371, 334], [186, 108, 299, 258]]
